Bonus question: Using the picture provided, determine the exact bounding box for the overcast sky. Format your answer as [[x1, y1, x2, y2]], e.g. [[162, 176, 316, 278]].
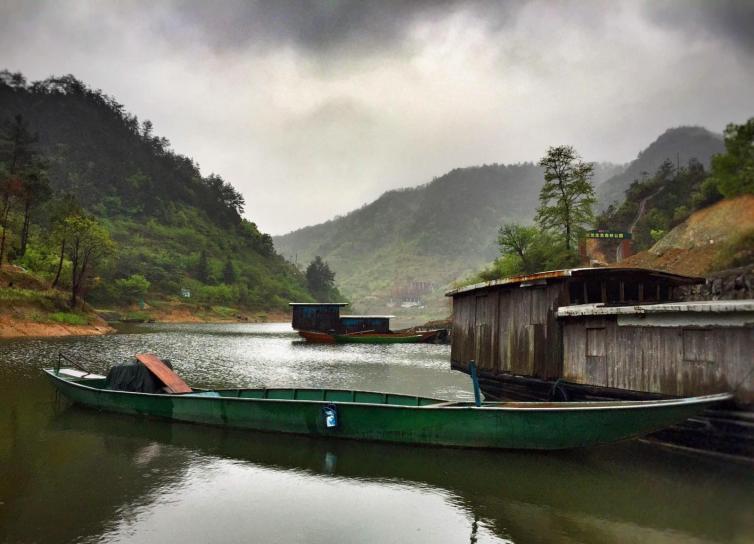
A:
[[2, 1, 753, 234]]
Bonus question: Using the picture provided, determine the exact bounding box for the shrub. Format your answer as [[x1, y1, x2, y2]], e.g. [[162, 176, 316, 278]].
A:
[[195, 283, 238, 305], [50, 312, 89, 325], [113, 274, 150, 303]]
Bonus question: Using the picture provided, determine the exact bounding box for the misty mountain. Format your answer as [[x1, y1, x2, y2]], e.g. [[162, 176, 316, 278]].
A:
[[597, 127, 724, 210], [275, 163, 544, 316], [275, 161, 619, 319], [276, 127, 724, 320]]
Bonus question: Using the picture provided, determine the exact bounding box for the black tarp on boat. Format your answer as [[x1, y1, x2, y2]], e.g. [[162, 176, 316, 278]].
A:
[[104, 359, 173, 393]]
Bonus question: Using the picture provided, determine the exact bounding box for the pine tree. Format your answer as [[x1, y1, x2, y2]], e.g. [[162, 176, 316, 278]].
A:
[[0, 114, 39, 264], [196, 249, 210, 283], [536, 145, 596, 250], [222, 257, 237, 284], [306, 256, 335, 299]]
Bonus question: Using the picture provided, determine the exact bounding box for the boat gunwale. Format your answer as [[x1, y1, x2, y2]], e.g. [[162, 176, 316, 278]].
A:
[[43, 369, 732, 412], [43, 368, 445, 406]]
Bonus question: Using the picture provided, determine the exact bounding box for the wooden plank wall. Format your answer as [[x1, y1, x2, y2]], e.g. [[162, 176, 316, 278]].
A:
[[291, 306, 341, 332], [450, 284, 567, 380], [562, 317, 754, 403]]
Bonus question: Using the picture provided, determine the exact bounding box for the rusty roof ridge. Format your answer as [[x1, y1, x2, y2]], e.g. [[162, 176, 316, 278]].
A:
[[557, 299, 754, 317], [445, 267, 703, 297]]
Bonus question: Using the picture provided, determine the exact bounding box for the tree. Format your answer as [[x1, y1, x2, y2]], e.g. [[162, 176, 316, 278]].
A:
[[195, 249, 210, 283], [61, 215, 114, 307], [0, 114, 37, 175], [49, 196, 83, 289], [708, 118, 754, 198], [489, 224, 578, 278], [0, 114, 39, 265], [114, 274, 150, 303], [497, 224, 538, 272], [0, 174, 21, 265], [17, 165, 52, 256], [536, 145, 596, 250], [306, 256, 335, 298], [222, 257, 237, 284]]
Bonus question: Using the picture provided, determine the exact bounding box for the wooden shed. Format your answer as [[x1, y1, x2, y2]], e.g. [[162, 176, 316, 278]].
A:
[[558, 301, 754, 404], [445, 268, 701, 381], [289, 303, 348, 332]]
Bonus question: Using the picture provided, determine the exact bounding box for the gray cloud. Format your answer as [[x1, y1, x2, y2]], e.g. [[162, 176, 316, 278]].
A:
[[643, 0, 754, 55], [161, 1, 509, 54]]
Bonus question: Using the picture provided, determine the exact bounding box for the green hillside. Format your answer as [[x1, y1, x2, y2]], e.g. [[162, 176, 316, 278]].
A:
[[276, 163, 559, 322], [596, 127, 724, 210], [597, 117, 754, 255], [0, 71, 323, 318]]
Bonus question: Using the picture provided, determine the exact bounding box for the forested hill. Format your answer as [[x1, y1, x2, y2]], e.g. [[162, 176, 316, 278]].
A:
[[597, 127, 724, 209], [275, 162, 619, 320], [0, 71, 315, 313]]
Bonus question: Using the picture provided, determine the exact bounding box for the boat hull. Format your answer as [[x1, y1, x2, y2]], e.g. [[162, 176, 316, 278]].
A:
[[333, 332, 428, 344], [299, 330, 439, 344], [297, 331, 336, 343], [44, 369, 731, 450]]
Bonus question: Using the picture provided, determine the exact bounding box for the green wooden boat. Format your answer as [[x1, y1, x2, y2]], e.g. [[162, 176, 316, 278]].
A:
[[333, 331, 433, 344], [44, 367, 732, 450]]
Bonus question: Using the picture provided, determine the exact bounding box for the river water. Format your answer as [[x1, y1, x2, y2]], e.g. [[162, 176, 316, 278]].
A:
[[1, 323, 752, 544]]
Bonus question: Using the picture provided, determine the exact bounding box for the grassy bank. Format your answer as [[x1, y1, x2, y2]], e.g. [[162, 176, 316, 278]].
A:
[[0, 267, 113, 338], [0, 266, 289, 339], [96, 299, 289, 324]]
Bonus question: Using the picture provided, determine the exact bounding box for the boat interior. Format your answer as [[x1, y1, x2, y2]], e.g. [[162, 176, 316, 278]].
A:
[[51, 369, 444, 406], [51, 369, 729, 409]]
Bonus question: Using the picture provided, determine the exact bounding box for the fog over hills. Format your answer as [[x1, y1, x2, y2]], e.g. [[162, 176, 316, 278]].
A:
[[597, 127, 724, 210], [275, 127, 724, 320]]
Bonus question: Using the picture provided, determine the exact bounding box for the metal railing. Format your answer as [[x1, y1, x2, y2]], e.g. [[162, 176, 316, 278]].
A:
[[56, 350, 96, 376]]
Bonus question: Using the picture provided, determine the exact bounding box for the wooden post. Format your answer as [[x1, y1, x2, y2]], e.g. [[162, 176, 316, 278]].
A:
[[469, 360, 482, 407]]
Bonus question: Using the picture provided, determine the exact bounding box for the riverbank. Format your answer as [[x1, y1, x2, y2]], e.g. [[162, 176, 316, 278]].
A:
[[0, 301, 289, 339], [0, 303, 289, 338], [0, 267, 289, 338], [0, 312, 114, 338], [96, 300, 288, 325], [0, 266, 114, 338]]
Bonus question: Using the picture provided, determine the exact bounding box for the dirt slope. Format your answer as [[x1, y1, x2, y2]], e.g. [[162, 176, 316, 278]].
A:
[[621, 195, 754, 276]]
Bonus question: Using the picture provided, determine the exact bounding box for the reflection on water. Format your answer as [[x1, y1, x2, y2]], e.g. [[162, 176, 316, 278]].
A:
[[1, 323, 753, 544]]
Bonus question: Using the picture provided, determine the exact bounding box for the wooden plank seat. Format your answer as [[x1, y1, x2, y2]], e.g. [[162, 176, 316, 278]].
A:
[[135, 353, 192, 394]]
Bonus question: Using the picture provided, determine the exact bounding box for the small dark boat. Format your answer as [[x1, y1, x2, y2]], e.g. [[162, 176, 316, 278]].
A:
[[299, 329, 442, 344], [45, 353, 732, 450]]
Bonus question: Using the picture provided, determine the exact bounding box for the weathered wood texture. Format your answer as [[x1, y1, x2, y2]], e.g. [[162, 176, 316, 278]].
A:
[[562, 318, 753, 404], [340, 316, 390, 333], [449, 268, 705, 382], [291, 304, 343, 332], [450, 284, 567, 380]]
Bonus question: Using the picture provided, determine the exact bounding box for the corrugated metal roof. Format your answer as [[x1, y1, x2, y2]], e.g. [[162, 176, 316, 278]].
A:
[[445, 267, 703, 297], [558, 300, 754, 317], [288, 302, 349, 306]]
